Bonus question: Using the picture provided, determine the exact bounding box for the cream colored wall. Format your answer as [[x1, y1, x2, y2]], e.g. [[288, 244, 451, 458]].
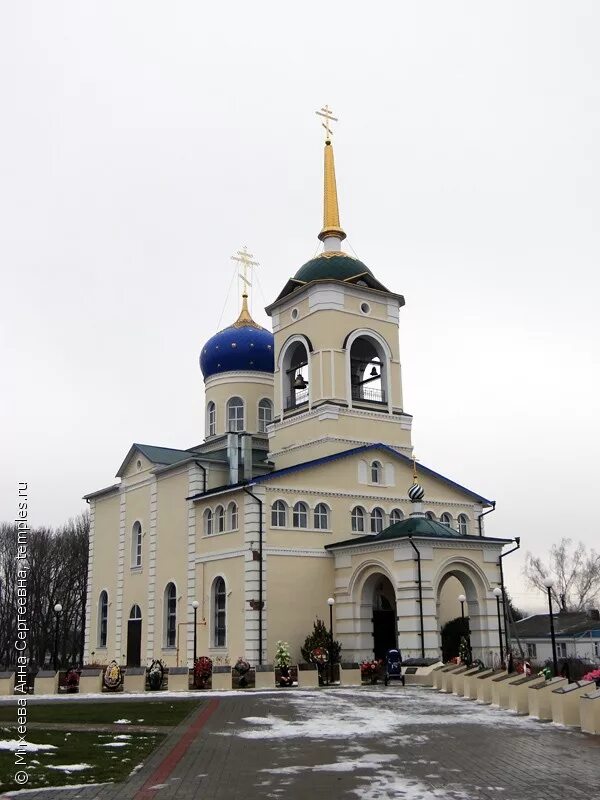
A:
[[87, 493, 120, 662], [192, 555, 245, 664], [120, 453, 155, 487], [266, 554, 334, 664], [204, 372, 274, 438], [120, 483, 151, 660], [438, 576, 464, 626]]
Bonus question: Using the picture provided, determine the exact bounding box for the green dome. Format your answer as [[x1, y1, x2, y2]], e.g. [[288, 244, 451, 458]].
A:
[[294, 253, 374, 283]]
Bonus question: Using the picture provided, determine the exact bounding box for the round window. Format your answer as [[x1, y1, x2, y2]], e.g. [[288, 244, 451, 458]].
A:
[[136, 460, 142, 470], [291, 308, 299, 321], [360, 302, 370, 314]]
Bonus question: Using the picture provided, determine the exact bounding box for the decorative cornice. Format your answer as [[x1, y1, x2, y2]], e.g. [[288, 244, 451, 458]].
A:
[[269, 432, 412, 458]]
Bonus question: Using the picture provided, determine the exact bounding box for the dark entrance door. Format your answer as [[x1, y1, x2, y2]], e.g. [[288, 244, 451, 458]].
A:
[[373, 608, 397, 659], [127, 620, 142, 666]]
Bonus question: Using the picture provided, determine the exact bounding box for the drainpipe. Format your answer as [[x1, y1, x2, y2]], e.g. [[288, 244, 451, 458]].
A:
[[193, 461, 207, 493], [477, 500, 496, 537], [498, 537, 521, 661], [407, 535, 425, 659], [242, 486, 263, 665]]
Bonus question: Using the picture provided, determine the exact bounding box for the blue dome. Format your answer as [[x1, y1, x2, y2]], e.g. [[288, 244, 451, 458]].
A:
[[200, 322, 274, 379]]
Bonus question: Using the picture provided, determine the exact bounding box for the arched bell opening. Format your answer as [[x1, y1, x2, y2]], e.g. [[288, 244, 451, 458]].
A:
[[281, 339, 310, 411]]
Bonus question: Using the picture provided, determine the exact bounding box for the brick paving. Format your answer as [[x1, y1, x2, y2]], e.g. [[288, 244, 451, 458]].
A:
[[3, 687, 600, 800]]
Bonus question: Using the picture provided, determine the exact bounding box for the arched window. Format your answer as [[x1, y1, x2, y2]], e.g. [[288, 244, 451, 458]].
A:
[[390, 508, 404, 524], [349, 333, 388, 404], [131, 521, 142, 568], [292, 501, 308, 529], [271, 500, 287, 527], [371, 460, 382, 483], [164, 583, 177, 647], [204, 508, 213, 536], [227, 396, 244, 432], [213, 577, 226, 647], [258, 398, 273, 433], [282, 340, 310, 410], [129, 604, 142, 620], [207, 401, 216, 436], [98, 591, 108, 647], [314, 503, 329, 530], [440, 513, 452, 528], [227, 502, 238, 530], [370, 507, 384, 534], [458, 514, 469, 535], [351, 506, 366, 533], [215, 505, 225, 533], [425, 511, 436, 521]]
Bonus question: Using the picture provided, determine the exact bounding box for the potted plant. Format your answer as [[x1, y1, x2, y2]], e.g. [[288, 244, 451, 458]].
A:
[[310, 646, 329, 685], [360, 659, 382, 684], [274, 641, 294, 687], [233, 657, 251, 688], [193, 656, 213, 689], [147, 659, 165, 691]]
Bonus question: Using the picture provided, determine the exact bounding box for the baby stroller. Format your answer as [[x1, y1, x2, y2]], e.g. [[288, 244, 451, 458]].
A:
[[383, 648, 405, 686]]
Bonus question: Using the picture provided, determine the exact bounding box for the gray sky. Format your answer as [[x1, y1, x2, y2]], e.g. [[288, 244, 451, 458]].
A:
[[2, 2, 599, 611]]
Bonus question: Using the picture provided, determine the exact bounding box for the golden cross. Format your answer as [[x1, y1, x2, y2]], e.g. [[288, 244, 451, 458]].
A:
[[315, 104, 338, 141], [412, 455, 419, 482], [231, 246, 259, 296]]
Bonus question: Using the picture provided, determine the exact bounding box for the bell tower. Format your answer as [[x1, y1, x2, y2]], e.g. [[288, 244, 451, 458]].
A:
[[265, 108, 413, 469]]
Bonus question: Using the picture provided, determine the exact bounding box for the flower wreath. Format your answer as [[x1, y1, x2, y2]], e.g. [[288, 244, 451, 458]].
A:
[[103, 660, 123, 690], [147, 659, 165, 690], [310, 646, 329, 665], [234, 657, 251, 675]]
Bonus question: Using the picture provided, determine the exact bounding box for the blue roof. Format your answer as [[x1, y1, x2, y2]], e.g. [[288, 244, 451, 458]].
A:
[[200, 323, 274, 379], [250, 443, 493, 505]]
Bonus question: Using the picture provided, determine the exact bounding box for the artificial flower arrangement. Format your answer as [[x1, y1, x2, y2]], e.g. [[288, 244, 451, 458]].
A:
[[64, 668, 80, 693], [582, 667, 600, 686], [103, 660, 123, 691], [274, 641, 294, 687], [360, 659, 383, 683], [233, 656, 252, 687], [193, 656, 213, 689], [309, 646, 329, 665], [147, 659, 165, 691]]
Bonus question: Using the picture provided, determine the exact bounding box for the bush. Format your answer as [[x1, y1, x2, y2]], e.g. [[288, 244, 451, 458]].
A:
[[301, 618, 341, 665]]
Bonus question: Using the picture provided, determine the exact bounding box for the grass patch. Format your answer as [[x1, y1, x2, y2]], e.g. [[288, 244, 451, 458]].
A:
[[0, 727, 166, 792], [0, 700, 200, 727]]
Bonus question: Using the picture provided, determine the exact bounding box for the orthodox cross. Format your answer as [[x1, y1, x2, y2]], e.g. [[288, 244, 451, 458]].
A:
[[315, 104, 338, 141], [231, 246, 259, 297], [412, 455, 420, 482]]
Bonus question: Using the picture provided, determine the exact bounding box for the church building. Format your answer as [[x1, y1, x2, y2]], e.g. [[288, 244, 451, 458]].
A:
[[83, 110, 512, 670]]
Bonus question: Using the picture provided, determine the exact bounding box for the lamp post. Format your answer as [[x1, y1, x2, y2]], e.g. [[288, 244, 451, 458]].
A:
[[53, 603, 62, 672], [327, 597, 335, 685], [543, 577, 558, 676], [191, 601, 199, 665], [458, 594, 471, 664], [493, 587, 504, 666]]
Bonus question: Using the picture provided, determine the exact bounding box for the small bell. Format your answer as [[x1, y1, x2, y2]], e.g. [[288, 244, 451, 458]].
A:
[[370, 366, 379, 378], [293, 373, 308, 390]]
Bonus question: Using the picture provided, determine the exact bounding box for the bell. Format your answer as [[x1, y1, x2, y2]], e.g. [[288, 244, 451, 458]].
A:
[[370, 366, 379, 377], [293, 373, 307, 390]]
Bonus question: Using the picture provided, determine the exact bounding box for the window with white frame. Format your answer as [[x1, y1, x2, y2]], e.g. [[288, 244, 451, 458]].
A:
[[556, 642, 567, 658], [371, 460, 382, 484], [207, 401, 216, 436], [213, 577, 226, 647], [314, 503, 329, 530], [164, 582, 177, 647], [204, 508, 213, 535], [227, 396, 244, 432], [98, 591, 108, 647], [227, 502, 238, 530], [131, 521, 142, 568], [440, 513, 452, 528], [215, 505, 225, 533], [293, 502, 308, 529], [526, 642, 537, 660], [271, 500, 286, 527], [390, 508, 404, 524], [351, 506, 366, 533], [457, 514, 469, 535], [370, 507, 384, 534], [258, 398, 273, 433]]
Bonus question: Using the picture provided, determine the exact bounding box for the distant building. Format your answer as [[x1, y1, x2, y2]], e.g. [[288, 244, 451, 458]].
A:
[[511, 610, 600, 664]]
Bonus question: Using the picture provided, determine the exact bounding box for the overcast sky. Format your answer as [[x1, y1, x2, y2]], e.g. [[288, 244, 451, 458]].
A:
[[2, 2, 599, 612]]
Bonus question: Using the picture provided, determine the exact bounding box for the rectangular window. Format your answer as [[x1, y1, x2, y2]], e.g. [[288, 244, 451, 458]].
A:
[[556, 642, 567, 658], [526, 642, 537, 660], [595, 641, 600, 658]]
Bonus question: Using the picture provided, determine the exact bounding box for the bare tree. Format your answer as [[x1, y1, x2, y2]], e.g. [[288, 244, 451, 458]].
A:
[[524, 538, 600, 612]]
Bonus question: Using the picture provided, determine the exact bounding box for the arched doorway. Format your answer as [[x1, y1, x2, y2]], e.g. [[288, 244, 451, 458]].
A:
[[435, 561, 489, 663], [127, 604, 142, 667], [362, 573, 397, 660]]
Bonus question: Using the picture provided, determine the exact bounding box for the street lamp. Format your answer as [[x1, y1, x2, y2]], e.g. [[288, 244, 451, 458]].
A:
[[493, 588, 504, 666], [543, 577, 558, 676], [53, 603, 62, 672], [327, 597, 335, 685], [191, 601, 199, 665]]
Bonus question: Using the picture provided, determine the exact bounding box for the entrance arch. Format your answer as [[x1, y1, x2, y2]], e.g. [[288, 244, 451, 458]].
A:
[[126, 604, 142, 667], [435, 558, 490, 662], [350, 564, 398, 661]]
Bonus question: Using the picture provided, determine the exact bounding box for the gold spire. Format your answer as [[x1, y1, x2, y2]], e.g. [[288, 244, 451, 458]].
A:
[[231, 247, 262, 329], [315, 105, 346, 244]]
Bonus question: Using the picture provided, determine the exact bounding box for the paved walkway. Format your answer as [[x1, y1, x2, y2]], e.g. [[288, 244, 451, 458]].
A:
[[3, 687, 600, 799]]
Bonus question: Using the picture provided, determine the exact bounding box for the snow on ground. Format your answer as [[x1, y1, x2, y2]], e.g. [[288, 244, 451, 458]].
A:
[[47, 763, 91, 772], [1, 783, 110, 797], [112, 718, 131, 724], [0, 740, 57, 752]]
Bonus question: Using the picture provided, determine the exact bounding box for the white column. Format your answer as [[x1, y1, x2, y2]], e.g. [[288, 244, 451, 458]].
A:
[[83, 500, 95, 663], [114, 492, 126, 661]]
